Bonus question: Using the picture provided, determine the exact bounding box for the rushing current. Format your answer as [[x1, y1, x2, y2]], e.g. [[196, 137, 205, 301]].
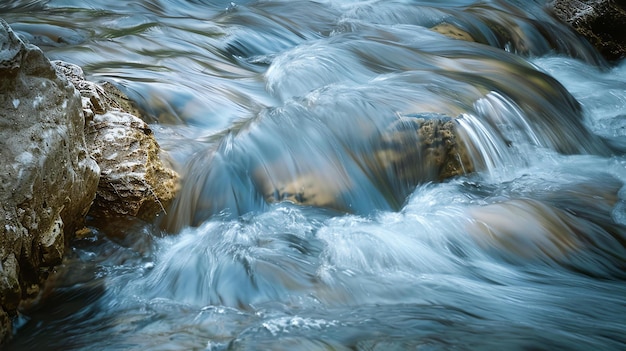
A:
[[3, 0, 626, 350]]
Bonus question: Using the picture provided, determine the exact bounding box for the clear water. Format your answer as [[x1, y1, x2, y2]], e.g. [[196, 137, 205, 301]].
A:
[[2, 1, 626, 350]]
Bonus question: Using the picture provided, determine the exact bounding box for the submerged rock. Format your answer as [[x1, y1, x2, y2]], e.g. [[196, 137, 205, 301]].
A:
[[0, 19, 100, 342], [424, 1, 607, 64], [379, 115, 473, 181], [466, 174, 626, 277], [259, 114, 474, 210], [549, 0, 626, 61], [53, 61, 180, 219]]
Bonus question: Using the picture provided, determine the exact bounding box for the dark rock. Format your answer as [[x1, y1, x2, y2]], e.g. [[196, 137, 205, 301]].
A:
[[549, 0, 626, 61]]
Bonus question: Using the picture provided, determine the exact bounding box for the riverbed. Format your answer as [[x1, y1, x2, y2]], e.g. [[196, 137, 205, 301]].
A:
[[3, 1, 626, 350]]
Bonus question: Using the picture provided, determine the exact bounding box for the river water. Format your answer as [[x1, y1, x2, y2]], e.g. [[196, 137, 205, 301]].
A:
[[3, 0, 626, 350]]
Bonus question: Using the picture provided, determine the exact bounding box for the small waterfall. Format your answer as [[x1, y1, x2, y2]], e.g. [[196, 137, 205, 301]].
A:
[[164, 24, 612, 229], [3, 0, 626, 350]]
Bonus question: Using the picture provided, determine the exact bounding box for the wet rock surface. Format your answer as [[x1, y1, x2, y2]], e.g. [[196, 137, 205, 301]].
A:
[[258, 114, 475, 211], [549, 0, 626, 61], [85, 110, 180, 219], [378, 115, 474, 181], [0, 19, 100, 341], [0, 19, 180, 344], [53, 61, 180, 220]]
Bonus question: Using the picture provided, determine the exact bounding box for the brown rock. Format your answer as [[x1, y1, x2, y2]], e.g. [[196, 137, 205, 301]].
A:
[[86, 110, 180, 219], [260, 114, 474, 210], [53, 61, 180, 219], [373, 115, 474, 183], [0, 19, 100, 343], [430, 23, 475, 42]]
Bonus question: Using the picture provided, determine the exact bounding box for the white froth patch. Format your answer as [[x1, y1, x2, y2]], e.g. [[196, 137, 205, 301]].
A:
[[33, 95, 44, 109], [261, 316, 338, 336], [16, 151, 34, 165]]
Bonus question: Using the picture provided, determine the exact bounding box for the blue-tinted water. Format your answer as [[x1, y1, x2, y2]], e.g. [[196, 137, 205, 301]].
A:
[[2, 1, 625, 350]]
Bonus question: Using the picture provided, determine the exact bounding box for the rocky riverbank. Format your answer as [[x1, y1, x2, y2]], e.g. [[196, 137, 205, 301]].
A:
[[0, 19, 178, 344]]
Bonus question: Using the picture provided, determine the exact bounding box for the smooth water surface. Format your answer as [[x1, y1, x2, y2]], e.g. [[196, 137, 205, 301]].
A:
[[2, 1, 626, 350]]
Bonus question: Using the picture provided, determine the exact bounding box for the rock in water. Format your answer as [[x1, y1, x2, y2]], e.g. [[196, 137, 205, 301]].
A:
[[0, 19, 100, 342], [258, 114, 474, 211], [86, 110, 179, 219], [53, 61, 180, 219], [549, 0, 626, 61]]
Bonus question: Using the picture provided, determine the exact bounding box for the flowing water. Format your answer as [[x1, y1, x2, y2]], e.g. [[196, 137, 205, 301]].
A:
[[2, 0, 626, 350]]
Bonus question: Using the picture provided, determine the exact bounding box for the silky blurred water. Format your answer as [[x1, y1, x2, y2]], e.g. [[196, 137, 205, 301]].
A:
[[2, 1, 626, 350]]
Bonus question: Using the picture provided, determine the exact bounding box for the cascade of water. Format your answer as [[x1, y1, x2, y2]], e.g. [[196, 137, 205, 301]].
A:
[[2, 0, 626, 350], [162, 26, 612, 228]]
